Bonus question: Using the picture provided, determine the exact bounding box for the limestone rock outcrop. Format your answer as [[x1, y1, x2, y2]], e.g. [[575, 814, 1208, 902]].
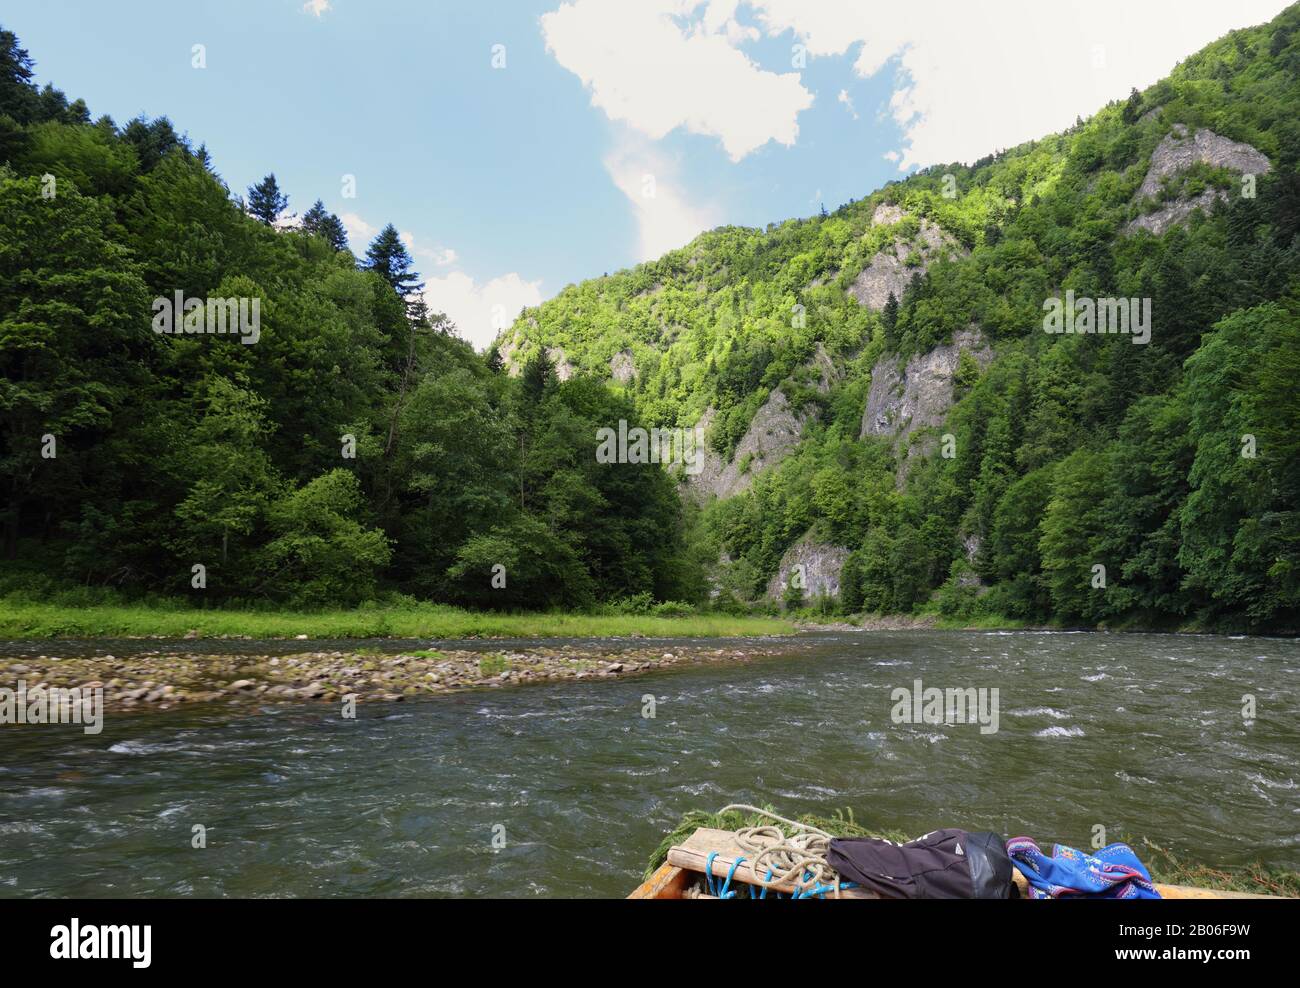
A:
[[1125, 125, 1270, 236], [765, 535, 850, 601], [848, 206, 967, 310], [860, 326, 993, 449]]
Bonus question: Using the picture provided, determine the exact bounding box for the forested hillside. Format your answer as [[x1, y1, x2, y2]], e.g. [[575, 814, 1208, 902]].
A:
[[0, 25, 691, 612], [498, 4, 1300, 632], [4, 7, 1299, 633]]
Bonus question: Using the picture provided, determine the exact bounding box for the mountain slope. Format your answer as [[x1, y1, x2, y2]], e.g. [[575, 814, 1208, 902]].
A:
[[498, 4, 1300, 631]]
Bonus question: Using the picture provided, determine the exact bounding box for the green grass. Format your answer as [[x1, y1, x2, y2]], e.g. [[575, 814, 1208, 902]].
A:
[[647, 809, 1300, 896], [477, 653, 510, 677], [932, 613, 1033, 630], [786, 605, 1036, 631], [0, 599, 792, 641], [1141, 839, 1300, 897]]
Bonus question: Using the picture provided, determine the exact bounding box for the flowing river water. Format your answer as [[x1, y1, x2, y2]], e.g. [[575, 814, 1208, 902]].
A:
[[1, 630, 1297, 897]]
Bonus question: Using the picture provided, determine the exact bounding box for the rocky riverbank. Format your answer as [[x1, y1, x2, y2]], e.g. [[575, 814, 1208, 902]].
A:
[[4, 641, 804, 712]]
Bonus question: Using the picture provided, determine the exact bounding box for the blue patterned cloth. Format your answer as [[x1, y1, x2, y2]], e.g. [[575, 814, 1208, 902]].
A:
[[1006, 837, 1162, 899]]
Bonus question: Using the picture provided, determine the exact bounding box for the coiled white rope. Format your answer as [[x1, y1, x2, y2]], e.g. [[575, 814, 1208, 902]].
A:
[[716, 803, 845, 897]]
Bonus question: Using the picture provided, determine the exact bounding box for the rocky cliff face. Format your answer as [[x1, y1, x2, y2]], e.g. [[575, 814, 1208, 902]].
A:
[[546, 346, 576, 381], [497, 332, 521, 376], [848, 204, 968, 310], [1125, 125, 1271, 236], [609, 349, 636, 384], [687, 344, 840, 501], [688, 390, 808, 500], [806, 341, 840, 393], [861, 325, 992, 445], [860, 325, 994, 485], [765, 536, 849, 601]]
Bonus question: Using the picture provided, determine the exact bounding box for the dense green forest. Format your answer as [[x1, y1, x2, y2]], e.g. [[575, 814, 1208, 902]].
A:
[[3, 7, 1299, 632], [499, 5, 1300, 633], [0, 24, 692, 613]]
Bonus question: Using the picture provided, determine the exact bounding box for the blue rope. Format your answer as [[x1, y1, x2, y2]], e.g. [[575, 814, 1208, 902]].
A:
[[789, 869, 808, 899], [706, 854, 856, 900], [719, 856, 745, 899]]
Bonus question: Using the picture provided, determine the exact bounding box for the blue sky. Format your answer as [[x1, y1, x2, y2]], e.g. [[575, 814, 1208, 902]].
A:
[[7, 0, 1290, 347]]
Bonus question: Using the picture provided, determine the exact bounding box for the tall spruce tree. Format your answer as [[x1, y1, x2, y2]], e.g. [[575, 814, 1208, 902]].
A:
[[0, 28, 38, 123], [318, 212, 348, 252], [301, 198, 328, 233], [301, 198, 348, 251], [881, 291, 900, 349], [247, 172, 289, 225], [364, 223, 424, 299], [520, 351, 555, 404]]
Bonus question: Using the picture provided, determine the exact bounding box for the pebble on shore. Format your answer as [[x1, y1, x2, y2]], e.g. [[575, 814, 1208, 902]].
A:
[[2, 641, 800, 713]]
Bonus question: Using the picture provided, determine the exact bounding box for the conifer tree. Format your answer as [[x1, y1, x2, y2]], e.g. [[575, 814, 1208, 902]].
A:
[[318, 212, 348, 252], [247, 172, 289, 224], [881, 291, 900, 349], [0, 28, 39, 123], [521, 351, 555, 404], [364, 223, 424, 300], [301, 198, 328, 233], [301, 198, 348, 251]]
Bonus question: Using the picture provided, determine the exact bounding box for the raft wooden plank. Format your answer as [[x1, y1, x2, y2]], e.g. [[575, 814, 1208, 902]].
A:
[[628, 862, 691, 899], [668, 827, 1284, 900], [666, 827, 879, 899], [1010, 871, 1279, 900]]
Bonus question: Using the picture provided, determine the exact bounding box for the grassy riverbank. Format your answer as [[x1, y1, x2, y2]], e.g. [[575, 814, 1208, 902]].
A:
[[0, 599, 791, 640]]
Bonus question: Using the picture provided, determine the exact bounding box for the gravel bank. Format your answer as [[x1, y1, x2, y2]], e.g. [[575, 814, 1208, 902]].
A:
[[4, 641, 807, 712]]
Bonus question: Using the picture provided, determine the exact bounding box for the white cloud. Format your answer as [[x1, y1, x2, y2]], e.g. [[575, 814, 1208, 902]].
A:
[[748, 0, 1291, 170], [340, 213, 533, 350], [541, 0, 813, 161], [399, 230, 457, 266], [541, 0, 1289, 172], [339, 211, 376, 248], [702, 0, 761, 44], [301, 0, 331, 17], [604, 130, 721, 261], [424, 270, 545, 352]]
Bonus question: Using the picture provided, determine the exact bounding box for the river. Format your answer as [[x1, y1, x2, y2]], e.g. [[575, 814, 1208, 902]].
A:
[[1, 630, 1296, 897]]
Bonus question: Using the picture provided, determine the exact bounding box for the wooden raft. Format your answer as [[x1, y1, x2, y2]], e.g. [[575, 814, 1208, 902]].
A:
[[628, 827, 1281, 900]]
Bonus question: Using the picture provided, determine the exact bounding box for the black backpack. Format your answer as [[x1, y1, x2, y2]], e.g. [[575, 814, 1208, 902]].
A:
[[827, 828, 1014, 899]]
